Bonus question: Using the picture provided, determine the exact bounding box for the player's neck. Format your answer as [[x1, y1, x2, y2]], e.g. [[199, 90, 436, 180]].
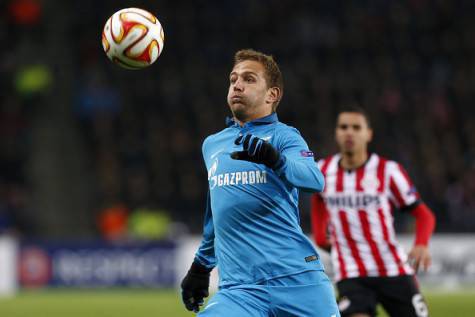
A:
[[234, 109, 273, 126], [340, 151, 368, 170]]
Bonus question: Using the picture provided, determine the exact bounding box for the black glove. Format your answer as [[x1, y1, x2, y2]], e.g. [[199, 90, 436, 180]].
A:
[[181, 261, 212, 312], [231, 134, 283, 169]]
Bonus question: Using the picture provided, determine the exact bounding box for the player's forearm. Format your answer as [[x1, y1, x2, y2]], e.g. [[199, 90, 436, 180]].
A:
[[194, 246, 216, 270], [275, 156, 325, 192], [195, 228, 216, 269], [310, 194, 331, 251], [195, 191, 217, 269], [411, 203, 436, 246]]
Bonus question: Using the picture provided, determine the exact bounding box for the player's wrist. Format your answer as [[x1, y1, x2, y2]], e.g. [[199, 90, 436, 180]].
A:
[[258, 140, 280, 168], [190, 261, 213, 275], [271, 154, 286, 171], [413, 242, 429, 248]]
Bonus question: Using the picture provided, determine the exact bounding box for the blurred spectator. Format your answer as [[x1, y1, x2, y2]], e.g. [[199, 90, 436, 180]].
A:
[[97, 203, 129, 241], [97, 203, 172, 241], [8, 0, 41, 26], [128, 207, 171, 241], [14, 64, 52, 97]]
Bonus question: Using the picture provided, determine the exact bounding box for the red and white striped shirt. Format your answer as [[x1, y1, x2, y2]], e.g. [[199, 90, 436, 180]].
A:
[[311, 153, 420, 281]]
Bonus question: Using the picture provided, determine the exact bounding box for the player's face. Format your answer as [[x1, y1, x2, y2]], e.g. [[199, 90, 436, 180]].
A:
[[335, 112, 373, 155], [227, 60, 278, 123]]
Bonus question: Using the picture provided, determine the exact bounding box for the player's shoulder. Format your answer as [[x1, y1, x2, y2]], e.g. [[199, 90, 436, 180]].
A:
[[201, 133, 215, 152], [274, 121, 302, 135], [272, 122, 306, 145], [371, 153, 390, 163], [272, 122, 312, 151], [316, 154, 340, 171], [370, 153, 405, 173], [202, 127, 233, 152], [202, 130, 220, 146]]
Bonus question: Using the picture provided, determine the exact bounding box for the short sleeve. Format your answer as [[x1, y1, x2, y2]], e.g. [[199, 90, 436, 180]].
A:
[[388, 162, 420, 209]]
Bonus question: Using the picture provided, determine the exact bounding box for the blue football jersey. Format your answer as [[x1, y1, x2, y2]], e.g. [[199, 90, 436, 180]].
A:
[[195, 113, 325, 287]]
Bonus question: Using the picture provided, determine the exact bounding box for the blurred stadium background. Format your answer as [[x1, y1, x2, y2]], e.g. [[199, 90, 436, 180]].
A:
[[0, 0, 474, 316]]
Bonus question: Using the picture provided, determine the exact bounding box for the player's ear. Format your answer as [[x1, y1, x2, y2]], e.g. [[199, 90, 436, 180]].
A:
[[266, 87, 281, 104], [367, 128, 373, 142]]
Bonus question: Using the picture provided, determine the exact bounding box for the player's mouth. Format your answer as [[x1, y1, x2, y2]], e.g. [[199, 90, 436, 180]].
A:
[[344, 140, 354, 147], [231, 96, 245, 104]]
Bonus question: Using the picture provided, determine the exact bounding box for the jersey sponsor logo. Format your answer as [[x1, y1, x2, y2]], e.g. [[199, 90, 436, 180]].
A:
[[209, 170, 267, 189], [208, 157, 268, 190], [323, 194, 380, 208], [300, 150, 314, 157], [208, 159, 219, 181]]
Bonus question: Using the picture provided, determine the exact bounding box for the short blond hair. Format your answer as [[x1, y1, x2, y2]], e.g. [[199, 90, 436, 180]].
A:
[[234, 49, 284, 110]]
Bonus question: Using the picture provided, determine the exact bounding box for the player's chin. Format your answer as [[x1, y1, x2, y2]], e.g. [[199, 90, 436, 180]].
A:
[[229, 102, 249, 118], [229, 99, 247, 108], [342, 147, 355, 155]]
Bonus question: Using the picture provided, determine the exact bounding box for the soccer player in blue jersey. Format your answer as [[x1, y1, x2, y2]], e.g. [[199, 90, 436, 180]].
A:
[[181, 49, 340, 316]]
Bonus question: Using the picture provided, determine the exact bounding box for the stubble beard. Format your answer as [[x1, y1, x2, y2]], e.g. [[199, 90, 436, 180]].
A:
[[342, 147, 355, 157], [230, 100, 254, 122]]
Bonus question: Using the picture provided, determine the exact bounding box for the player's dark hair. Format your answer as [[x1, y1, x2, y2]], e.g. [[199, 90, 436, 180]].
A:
[[234, 49, 284, 111], [337, 105, 372, 128]]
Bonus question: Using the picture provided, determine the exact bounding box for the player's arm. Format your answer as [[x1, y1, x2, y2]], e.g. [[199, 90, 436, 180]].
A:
[[273, 129, 325, 192], [389, 163, 436, 272], [194, 191, 217, 268], [408, 202, 436, 272], [310, 194, 332, 252], [181, 191, 215, 312], [193, 137, 217, 269], [231, 129, 324, 192]]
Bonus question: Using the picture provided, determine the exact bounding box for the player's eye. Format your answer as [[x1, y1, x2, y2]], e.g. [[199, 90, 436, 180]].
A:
[[353, 125, 361, 131], [245, 76, 255, 83], [339, 124, 348, 130]]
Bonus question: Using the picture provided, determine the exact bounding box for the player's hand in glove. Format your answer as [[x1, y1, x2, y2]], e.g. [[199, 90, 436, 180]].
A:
[[231, 134, 284, 169], [181, 261, 212, 312]]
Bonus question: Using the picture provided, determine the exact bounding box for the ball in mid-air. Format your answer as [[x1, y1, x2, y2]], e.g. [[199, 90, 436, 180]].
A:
[[102, 7, 164, 69]]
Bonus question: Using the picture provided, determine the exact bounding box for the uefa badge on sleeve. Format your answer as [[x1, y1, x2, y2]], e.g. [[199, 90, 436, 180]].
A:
[[300, 150, 314, 157]]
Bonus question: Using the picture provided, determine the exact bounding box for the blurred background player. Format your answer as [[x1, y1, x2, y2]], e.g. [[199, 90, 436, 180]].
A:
[[180, 49, 340, 316], [310, 106, 436, 317]]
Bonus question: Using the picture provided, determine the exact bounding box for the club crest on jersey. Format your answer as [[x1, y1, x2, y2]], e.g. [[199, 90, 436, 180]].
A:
[[208, 158, 218, 180], [208, 159, 219, 189], [361, 175, 380, 191]]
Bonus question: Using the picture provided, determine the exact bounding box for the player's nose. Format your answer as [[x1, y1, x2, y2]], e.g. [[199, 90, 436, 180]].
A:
[[233, 78, 244, 91], [346, 128, 356, 135]]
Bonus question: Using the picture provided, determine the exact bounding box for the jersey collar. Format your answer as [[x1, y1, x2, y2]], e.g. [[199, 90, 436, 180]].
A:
[[226, 112, 279, 127], [337, 152, 373, 172]]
